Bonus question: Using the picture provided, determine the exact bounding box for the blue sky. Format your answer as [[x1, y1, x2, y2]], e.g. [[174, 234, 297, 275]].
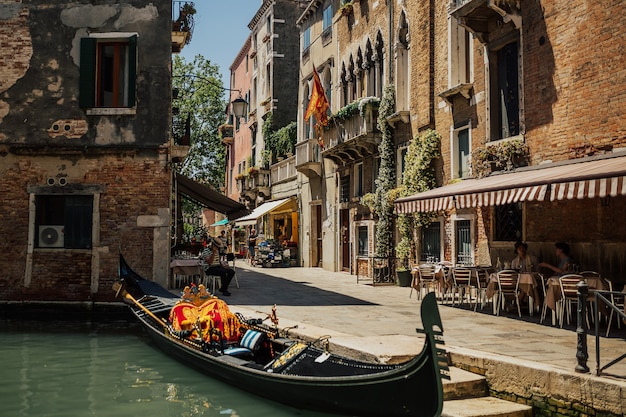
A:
[[180, 1, 260, 90]]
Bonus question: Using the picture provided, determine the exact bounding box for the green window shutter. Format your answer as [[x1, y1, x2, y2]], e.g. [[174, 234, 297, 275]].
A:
[[79, 38, 97, 108], [127, 35, 137, 107]]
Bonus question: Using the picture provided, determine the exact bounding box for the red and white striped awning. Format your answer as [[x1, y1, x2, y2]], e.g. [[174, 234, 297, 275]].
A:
[[394, 154, 626, 214]]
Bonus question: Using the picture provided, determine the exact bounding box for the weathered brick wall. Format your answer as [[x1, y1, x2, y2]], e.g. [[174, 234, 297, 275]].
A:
[[0, 154, 168, 302]]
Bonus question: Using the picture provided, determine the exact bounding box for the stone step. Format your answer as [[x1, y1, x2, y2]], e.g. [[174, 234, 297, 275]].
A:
[[442, 397, 533, 417], [443, 366, 489, 400]]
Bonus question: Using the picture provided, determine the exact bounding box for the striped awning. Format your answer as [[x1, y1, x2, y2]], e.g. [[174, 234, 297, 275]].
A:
[[395, 154, 626, 214]]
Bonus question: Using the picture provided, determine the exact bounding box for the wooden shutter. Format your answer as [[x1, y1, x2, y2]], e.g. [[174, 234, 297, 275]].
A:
[[79, 38, 97, 108]]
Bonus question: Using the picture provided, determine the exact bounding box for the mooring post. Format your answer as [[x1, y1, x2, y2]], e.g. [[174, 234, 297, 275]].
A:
[[575, 280, 590, 373]]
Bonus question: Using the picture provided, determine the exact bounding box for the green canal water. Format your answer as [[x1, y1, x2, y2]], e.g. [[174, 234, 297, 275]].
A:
[[0, 321, 331, 417]]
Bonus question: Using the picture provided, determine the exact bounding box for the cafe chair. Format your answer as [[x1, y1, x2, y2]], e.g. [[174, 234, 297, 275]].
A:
[[473, 268, 491, 312], [451, 268, 473, 307], [605, 278, 624, 337], [411, 263, 437, 300], [557, 274, 584, 328], [226, 253, 240, 289], [495, 270, 521, 317]]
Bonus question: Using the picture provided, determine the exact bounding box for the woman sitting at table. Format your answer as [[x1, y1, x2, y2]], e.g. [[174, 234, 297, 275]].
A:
[[511, 241, 538, 273], [538, 242, 573, 276]]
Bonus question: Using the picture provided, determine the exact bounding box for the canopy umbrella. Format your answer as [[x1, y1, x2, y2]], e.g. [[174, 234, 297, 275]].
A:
[[210, 218, 229, 226]]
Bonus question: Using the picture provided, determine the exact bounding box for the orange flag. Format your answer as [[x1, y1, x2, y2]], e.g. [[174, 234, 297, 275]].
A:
[[304, 65, 330, 128]]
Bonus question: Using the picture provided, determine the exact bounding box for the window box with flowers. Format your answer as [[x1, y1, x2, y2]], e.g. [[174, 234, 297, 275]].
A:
[[471, 139, 528, 178], [340, 2, 354, 16]]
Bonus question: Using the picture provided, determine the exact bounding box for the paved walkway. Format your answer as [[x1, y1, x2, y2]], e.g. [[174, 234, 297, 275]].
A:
[[221, 262, 626, 380]]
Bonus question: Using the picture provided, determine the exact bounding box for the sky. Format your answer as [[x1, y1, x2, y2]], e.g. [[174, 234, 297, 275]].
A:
[[180, 1, 261, 90]]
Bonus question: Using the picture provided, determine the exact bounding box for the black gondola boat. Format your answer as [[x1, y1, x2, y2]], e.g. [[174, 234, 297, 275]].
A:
[[116, 255, 449, 417]]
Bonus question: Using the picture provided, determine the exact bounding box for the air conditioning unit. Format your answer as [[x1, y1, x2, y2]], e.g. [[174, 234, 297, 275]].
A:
[[39, 225, 64, 248]]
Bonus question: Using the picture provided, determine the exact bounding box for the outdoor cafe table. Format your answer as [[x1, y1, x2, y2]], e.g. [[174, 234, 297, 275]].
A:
[[170, 258, 204, 287], [485, 272, 543, 313], [410, 263, 452, 296], [544, 275, 608, 314]]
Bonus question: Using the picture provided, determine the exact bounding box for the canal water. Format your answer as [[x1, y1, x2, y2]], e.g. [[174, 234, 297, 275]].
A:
[[0, 321, 332, 417]]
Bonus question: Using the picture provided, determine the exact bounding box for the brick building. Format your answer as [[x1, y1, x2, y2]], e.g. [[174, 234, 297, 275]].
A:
[[0, 0, 178, 302], [395, 0, 626, 282]]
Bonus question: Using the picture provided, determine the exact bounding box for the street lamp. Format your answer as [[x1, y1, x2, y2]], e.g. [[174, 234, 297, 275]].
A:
[[231, 95, 247, 119]]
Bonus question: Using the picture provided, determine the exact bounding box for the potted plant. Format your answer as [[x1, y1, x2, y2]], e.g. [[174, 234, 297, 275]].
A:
[[395, 238, 412, 287]]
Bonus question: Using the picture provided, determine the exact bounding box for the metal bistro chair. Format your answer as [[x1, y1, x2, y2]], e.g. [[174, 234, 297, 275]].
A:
[[557, 274, 584, 328], [605, 278, 624, 337], [451, 268, 473, 308], [473, 268, 491, 312], [495, 270, 521, 317], [411, 264, 437, 300]]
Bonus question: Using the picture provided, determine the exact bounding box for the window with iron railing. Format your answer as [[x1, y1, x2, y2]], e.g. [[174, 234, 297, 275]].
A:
[[494, 203, 522, 241]]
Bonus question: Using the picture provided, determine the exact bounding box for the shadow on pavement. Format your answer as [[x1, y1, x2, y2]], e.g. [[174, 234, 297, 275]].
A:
[[229, 268, 378, 307]]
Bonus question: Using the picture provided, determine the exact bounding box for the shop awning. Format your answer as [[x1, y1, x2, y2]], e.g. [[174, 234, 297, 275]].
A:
[[210, 218, 229, 226], [175, 174, 249, 220], [395, 153, 626, 214], [234, 197, 293, 226]]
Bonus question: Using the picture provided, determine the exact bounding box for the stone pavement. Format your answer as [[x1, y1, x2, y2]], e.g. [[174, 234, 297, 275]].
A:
[[221, 262, 626, 415]]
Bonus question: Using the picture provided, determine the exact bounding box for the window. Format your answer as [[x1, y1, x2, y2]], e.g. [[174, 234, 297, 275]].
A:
[[340, 175, 350, 203], [303, 27, 311, 52], [494, 203, 522, 241], [455, 219, 472, 265], [36, 195, 93, 249], [420, 222, 441, 262], [323, 5, 332, 33], [451, 125, 471, 179], [397, 146, 408, 185], [489, 40, 520, 140], [79, 35, 137, 109], [354, 163, 363, 197], [357, 226, 369, 256]]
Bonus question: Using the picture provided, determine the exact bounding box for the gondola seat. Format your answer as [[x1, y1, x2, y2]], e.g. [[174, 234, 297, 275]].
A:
[[223, 329, 265, 358]]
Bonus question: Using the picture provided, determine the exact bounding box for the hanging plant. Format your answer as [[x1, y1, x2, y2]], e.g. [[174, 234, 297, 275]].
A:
[[326, 97, 380, 128]]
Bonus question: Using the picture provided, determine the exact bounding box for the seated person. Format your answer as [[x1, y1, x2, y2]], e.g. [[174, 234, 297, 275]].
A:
[[538, 242, 573, 276], [202, 237, 235, 296], [511, 241, 538, 273]]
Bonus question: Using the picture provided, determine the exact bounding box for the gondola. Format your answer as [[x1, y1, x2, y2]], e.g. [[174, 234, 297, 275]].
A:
[[116, 254, 449, 417]]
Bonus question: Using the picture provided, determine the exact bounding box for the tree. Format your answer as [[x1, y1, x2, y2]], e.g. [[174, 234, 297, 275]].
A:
[[172, 55, 227, 190]]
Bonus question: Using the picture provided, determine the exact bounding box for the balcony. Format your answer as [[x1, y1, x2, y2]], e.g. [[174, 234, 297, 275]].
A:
[[172, 1, 196, 53], [238, 168, 270, 203], [219, 124, 234, 145], [321, 99, 381, 165], [171, 114, 190, 163], [449, 0, 521, 44], [295, 138, 322, 178], [271, 155, 296, 185]]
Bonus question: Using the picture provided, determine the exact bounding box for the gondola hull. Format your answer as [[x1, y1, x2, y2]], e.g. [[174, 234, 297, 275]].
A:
[[119, 255, 447, 417]]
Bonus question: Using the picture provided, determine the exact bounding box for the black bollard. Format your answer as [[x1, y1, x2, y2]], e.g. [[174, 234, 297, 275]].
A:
[[575, 280, 589, 373]]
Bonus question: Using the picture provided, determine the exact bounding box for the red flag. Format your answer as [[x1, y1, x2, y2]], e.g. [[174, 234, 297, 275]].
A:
[[304, 65, 330, 127]]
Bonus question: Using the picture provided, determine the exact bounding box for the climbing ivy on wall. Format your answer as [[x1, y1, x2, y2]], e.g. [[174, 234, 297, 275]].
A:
[[373, 85, 396, 259]]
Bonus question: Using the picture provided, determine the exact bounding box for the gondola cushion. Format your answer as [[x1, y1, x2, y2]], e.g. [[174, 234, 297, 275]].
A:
[[240, 329, 265, 351], [223, 330, 265, 358]]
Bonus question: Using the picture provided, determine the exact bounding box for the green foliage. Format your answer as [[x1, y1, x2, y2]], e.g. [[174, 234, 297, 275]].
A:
[[394, 129, 442, 265], [172, 55, 227, 190], [262, 112, 296, 162], [373, 85, 396, 259], [472, 139, 528, 178], [327, 97, 380, 127]]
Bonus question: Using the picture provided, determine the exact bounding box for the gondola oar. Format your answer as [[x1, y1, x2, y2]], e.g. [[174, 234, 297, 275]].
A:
[[113, 281, 168, 326]]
